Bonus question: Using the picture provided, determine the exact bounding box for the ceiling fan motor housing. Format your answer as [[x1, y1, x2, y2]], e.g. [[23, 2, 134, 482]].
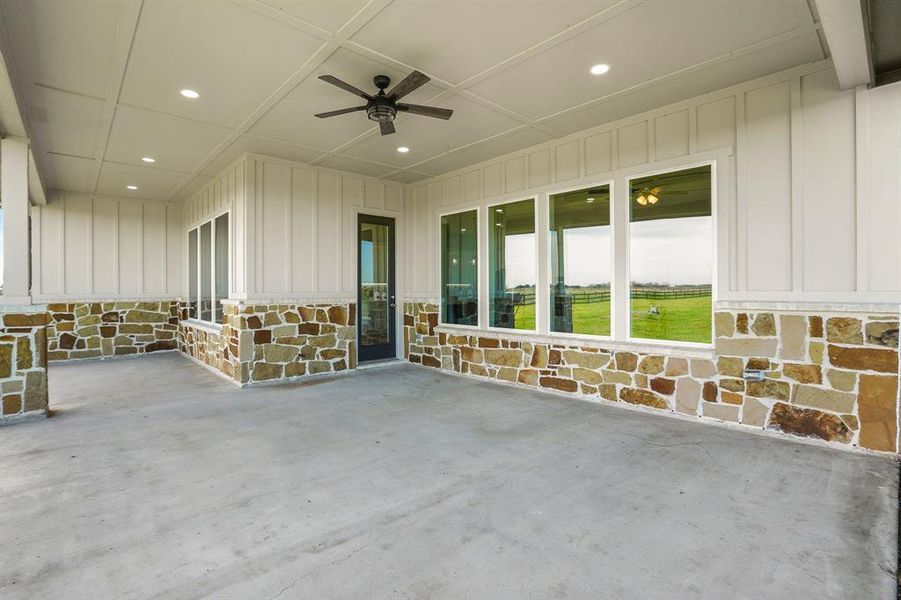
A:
[[367, 96, 397, 123], [314, 70, 452, 134]]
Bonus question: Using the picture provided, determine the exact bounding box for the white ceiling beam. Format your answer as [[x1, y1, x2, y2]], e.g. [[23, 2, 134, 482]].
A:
[[814, 0, 872, 89], [28, 147, 47, 205], [0, 20, 47, 205]]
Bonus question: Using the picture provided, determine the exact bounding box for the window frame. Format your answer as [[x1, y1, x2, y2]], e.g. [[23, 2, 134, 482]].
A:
[[545, 179, 616, 342], [185, 209, 231, 329], [437, 205, 481, 330], [484, 195, 540, 334], [621, 160, 717, 349]]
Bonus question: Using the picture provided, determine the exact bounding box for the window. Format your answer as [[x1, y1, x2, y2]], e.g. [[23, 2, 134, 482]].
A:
[[187, 212, 229, 325], [549, 185, 611, 336], [489, 198, 535, 330], [214, 214, 228, 323], [629, 165, 712, 343], [187, 229, 197, 319], [440, 210, 478, 326], [200, 222, 212, 321]]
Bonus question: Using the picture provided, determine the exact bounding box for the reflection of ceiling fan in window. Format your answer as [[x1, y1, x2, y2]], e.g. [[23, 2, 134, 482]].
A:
[[634, 186, 689, 206]]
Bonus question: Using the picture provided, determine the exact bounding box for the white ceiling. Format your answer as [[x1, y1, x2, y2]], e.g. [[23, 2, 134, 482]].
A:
[[0, 0, 826, 201]]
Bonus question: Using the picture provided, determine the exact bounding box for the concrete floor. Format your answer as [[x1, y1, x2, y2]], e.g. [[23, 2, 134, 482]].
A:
[[1, 353, 897, 600]]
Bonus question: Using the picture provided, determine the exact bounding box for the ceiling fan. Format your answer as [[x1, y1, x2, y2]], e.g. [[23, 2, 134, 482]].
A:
[[314, 70, 453, 135]]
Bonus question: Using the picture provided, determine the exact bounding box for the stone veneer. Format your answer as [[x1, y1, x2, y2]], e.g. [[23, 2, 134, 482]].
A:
[[0, 307, 49, 418], [178, 301, 356, 385], [404, 302, 900, 454], [46, 301, 179, 361]]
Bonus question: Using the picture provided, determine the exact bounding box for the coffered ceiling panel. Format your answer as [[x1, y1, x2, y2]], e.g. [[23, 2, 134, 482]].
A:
[[119, 0, 325, 128], [350, 0, 618, 83], [412, 126, 554, 175], [259, 0, 369, 33], [96, 162, 187, 200], [41, 154, 97, 194], [250, 47, 440, 151], [316, 155, 396, 178], [105, 105, 231, 173], [2, 0, 124, 98], [467, 0, 818, 120], [340, 94, 522, 168], [542, 33, 823, 135], [28, 88, 104, 158]]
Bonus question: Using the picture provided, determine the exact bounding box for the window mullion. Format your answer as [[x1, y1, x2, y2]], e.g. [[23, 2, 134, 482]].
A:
[[211, 218, 216, 324], [612, 177, 630, 341]]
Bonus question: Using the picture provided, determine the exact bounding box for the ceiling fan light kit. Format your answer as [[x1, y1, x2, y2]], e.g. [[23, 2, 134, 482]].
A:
[[314, 70, 454, 136], [635, 188, 659, 206]]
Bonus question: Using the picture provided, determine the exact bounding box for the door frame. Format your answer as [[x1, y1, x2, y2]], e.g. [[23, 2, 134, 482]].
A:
[[357, 213, 397, 362]]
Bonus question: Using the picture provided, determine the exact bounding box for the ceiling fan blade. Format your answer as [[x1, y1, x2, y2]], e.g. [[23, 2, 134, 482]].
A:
[[397, 103, 453, 120], [318, 75, 372, 100], [379, 120, 396, 135], [314, 106, 366, 118], [386, 70, 430, 100]]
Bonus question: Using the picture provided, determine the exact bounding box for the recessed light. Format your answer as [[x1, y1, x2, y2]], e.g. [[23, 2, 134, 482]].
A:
[[397, 146, 410, 153], [461, 228, 467, 232], [590, 64, 610, 75], [180, 89, 199, 99], [126, 185, 138, 191], [495, 208, 503, 213], [141, 157, 156, 163], [587, 197, 595, 203]]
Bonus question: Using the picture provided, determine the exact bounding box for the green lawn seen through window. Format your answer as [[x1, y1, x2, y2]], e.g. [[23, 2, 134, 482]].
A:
[[502, 295, 711, 343]]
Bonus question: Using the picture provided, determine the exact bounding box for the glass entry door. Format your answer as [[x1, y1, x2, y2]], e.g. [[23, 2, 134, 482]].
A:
[[358, 214, 396, 362]]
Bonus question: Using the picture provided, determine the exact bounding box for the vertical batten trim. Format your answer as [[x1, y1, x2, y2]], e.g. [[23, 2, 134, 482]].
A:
[[285, 166, 292, 294], [139, 201, 145, 295], [113, 199, 120, 295], [31, 205, 42, 297], [735, 90, 748, 291], [311, 170, 319, 294], [336, 175, 343, 296], [87, 196, 94, 295], [854, 85, 869, 292], [789, 76, 804, 291], [255, 159, 264, 294], [688, 105, 699, 154], [58, 196, 66, 295]]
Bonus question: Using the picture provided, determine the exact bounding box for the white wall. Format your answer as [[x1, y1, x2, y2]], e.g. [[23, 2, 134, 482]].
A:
[[402, 63, 901, 304], [31, 192, 182, 301], [183, 153, 406, 302]]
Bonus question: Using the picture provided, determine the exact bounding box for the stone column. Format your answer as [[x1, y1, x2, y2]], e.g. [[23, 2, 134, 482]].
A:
[[0, 306, 48, 417], [1, 137, 49, 419]]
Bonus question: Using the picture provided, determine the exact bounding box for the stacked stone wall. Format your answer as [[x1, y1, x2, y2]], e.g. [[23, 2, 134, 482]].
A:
[[178, 301, 356, 385], [0, 308, 48, 418], [177, 302, 241, 381], [46, 301, 178, 361], [404, 303, 900, 454]]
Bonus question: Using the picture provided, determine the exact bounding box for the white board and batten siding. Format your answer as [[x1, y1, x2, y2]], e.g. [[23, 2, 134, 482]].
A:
[[31, 193, 182, 301], [183, 153, 406, 302], [403, 63, 901, 304]]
